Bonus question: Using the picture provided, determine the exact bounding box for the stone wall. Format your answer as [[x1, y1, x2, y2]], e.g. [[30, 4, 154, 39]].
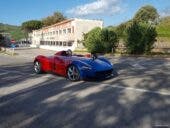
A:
[[116, 41, 170, 53]]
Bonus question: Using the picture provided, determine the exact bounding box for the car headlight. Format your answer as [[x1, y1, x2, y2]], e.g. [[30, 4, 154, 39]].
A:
[[81, 65, 92, 70]]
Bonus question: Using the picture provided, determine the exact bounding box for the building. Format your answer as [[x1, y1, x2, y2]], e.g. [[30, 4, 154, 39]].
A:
[[30, 18, 103, 51]]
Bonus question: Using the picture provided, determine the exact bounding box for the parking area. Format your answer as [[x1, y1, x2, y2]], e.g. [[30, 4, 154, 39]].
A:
[[0, 48, 170, 128]]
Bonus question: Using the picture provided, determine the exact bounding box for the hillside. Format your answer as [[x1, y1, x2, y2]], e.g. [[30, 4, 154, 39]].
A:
[[0, 23, 25, 41], [156, 16, 170, 42]]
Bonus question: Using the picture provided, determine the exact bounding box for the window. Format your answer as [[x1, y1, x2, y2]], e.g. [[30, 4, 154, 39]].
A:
[[63, 42, 66, 46], [48, 41, 50, 45], [68, 41, 73, 46], [72, 26, 74, 33], [56, 31, 58, 35], [59, 30, 62, 35], [53, 31, 55, 35], [67, 28, 71, 33], [59, 41, 62, 46], [63, 29, 66, 34], [56, 41, 59, 45]]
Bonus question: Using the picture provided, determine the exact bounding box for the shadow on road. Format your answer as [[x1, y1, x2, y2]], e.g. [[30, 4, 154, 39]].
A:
[[0, 59, 170, 128]]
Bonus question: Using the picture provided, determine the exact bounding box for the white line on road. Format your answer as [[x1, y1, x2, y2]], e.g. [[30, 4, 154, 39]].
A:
[[0, 69, 29, 75], [102, 83, 170, 96]]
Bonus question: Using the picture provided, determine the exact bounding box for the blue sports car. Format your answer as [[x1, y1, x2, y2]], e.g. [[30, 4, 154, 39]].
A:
[[34, 50, 114, 81]]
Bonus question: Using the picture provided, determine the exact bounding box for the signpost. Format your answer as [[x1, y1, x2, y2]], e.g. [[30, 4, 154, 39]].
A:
[[11, 44, 15, 56], [11, 39, 16, 56]]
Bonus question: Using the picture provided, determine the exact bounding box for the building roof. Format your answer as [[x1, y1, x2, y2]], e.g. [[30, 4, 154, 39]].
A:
[[33, 18, 103, 32], [42, 19, 74, 30]]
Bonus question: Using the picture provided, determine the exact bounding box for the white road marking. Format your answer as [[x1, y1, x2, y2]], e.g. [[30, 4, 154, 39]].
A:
[[129, 60, 146, 69], [165, 62, 170, 66], [101, 83, 170, 96], [0, 69, 27, 75], [0, 72, 9, 76]]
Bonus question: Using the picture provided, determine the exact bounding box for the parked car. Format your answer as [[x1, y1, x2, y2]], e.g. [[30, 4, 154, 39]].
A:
[[5, 43, 19, 48], [34, 50, 115, 81]]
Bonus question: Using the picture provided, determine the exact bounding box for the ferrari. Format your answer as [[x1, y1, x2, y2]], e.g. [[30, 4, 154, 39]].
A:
[[34, 50, 114, 81]]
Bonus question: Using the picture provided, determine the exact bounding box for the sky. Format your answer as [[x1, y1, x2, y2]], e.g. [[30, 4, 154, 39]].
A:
[[0, 0, 170, 26]]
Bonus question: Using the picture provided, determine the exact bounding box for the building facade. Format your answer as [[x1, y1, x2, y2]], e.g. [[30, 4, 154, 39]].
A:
[[30, 18, 103, 51]]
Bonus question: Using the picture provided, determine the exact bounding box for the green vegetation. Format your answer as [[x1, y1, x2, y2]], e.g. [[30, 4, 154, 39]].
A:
[[115, 8, 170, 42], [115, 5, 159, 38], [106, 5, 159, 54], [0, 11, 66, 41], [133, 5, 159, 23], [125, 22, 157, 54], [83, 27, 118, 53], [0, 23, 24, 40], [21, 20, 43, 33], [156, 16, 170, 39], [101, 28, 119, 53], [115, 16, 170, 42], [83, 27, 103, 53], [0, 34, 5, 46], [21, 20, 43, 40], [42, 12, 66, 27]]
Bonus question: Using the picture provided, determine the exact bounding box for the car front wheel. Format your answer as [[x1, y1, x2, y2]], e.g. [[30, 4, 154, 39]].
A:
[[34, 61, 42, 74], [67, 65, 80, 81]]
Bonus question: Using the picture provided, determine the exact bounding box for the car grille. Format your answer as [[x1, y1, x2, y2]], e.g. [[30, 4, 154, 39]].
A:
[[95, 69, 113, 77]]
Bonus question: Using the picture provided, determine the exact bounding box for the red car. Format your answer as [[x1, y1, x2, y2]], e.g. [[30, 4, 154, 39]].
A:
[[34, 50, 114, 81]]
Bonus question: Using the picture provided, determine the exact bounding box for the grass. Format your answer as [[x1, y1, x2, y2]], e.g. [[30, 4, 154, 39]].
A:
[[74, 49, 88, 54], [156, 16, 170, 41]]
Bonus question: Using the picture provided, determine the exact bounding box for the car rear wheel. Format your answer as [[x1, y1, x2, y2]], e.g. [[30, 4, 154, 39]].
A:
[[34, 61, 42, 74], [67, 65, 80, 81]]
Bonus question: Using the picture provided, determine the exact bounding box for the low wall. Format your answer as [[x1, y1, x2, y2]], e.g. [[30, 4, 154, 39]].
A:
[[117, 41, 170, 53], [0, 47, 15, 55]]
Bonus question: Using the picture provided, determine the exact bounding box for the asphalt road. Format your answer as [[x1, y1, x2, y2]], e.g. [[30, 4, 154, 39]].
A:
[[0, 49, 170, 128]]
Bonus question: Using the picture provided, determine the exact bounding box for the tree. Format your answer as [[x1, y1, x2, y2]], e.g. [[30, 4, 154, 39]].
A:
[[143, 24, 157, 53], [21, 20, 43, 33], [125, 21, 157, 54], [134, 5, 159, 23], [42, 12, 66, 26], [83, 27, 119, 53], [0, 34, 5, 46], [101, 28, 118, 53], [84, 27, 103, 53], [21, 20, 43, 40]]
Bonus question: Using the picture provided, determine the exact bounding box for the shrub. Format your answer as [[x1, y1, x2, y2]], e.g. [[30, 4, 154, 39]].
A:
[[125, 21, 157, 54], [84, 27, 119, 53], [0, 34, 5, 46], [101, 28, 118, 53], [143, 24, 157, 53], [83, 27, 104, 53]]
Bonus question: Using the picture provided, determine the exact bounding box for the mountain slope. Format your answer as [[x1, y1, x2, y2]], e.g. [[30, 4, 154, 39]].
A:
[[0, 23, 25, 40]]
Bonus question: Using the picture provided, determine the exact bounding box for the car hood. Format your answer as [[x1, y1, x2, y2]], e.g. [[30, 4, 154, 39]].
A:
[[71, 56, 112, 71]]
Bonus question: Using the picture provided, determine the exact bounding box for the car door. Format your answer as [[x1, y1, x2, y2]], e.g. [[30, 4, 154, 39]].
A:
[[53, 56, 67, 76]]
